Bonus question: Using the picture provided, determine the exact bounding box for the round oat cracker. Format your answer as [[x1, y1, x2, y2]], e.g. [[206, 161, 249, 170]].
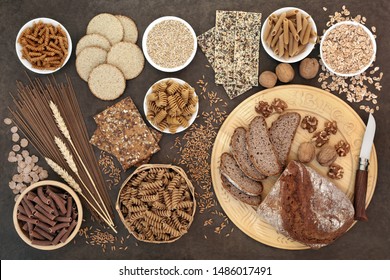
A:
[[88, 64, 126, 101], [107, 42, 144, 80], [76, 34, 111, 56], [116, 15, 138, 43], [76, 47, 107, 82], [87, 13, 123, 45]]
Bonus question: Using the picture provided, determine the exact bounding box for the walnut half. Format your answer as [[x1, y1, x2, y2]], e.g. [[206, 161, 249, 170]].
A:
[[324, 120, 338, 135], [328, 163, 344, 179], [255, 101, 273, 118], [312, 130, 330, 147], [271, 98, 288, 113], [335, 140, 350, 157], [301, 115, 318, 133]]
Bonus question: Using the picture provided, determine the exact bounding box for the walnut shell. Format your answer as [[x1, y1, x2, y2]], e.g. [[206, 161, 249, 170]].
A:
[[259, 71, 277, 88], [317, 144, 338, 166], [297, 142, 316, 163], [299, 58, 320, 79], [275, 63, 294, 83]]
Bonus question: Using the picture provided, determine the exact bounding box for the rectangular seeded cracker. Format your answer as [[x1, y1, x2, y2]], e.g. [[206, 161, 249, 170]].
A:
[[214, 10, 237, 85], [197, 27, 216, 67], [90, 97, 160, 170]]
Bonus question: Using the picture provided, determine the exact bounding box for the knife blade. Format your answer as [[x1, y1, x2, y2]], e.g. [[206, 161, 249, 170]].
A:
[[354, 113, 376, 221]]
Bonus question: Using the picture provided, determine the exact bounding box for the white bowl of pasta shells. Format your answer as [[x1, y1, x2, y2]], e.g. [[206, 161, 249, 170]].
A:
[[143, 78, 199, 134], [261, 7, 317, 63]]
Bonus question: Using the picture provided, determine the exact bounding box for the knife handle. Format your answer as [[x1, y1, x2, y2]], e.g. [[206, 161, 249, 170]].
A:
[[354, 169, 368, 221]]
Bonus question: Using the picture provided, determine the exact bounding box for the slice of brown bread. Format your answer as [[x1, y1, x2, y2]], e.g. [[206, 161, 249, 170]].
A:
[[269, 112, 301, 167], [230, 127, 266, 181], [246, 116, 281, 176], [220, 152, 263, 196], [220, 175, 262, 206]]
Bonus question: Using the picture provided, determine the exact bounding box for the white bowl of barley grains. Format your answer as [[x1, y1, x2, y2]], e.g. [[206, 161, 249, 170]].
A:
[[142, 16, 197, 72], [320, 21, 376, 77]]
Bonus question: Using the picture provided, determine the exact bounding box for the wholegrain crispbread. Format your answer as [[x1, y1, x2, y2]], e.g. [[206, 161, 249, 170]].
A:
[[116, 15, 138, 43], [107, 42, 144, 80], [230, 127, 266, 181], [90, 97, 160, 170], [88, 64, 125, 101], [75, 47, 107, 82], [87, 13, 124, 45], [76, 34, 111, 56], [246, 116, 281, 176]]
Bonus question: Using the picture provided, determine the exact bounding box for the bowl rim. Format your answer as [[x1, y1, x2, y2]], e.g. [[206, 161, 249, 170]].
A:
[[15, 17, 73, 74], [143, 77, 199, 134], [261, 7, 317, 63], [13, 180, 83, 250], [142, 16, 197, 72], [320, 20, 377, 77]]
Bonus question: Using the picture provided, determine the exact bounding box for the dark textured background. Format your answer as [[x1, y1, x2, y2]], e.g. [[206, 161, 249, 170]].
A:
[[1, 0, 389, 260]]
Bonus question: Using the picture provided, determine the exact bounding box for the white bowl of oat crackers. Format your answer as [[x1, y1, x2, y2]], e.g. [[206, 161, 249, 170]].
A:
[[15, 17, 72, 74], [142, 16, 197, 72], [261, 7, 317, 63], [143, 78, 199, 134], [320, 21, 376, 77]]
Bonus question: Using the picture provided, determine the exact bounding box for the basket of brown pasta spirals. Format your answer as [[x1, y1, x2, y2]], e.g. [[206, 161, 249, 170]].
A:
[[116, 164, 196, 243]]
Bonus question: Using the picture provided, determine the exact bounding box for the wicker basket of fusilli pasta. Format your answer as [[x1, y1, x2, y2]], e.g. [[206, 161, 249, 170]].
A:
[[116, 164, 196, 243]]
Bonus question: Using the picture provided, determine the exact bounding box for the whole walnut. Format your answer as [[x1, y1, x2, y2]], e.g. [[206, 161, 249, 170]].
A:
[[317, 144, 338, 166], [275, 63, 294, 83], [297, 142, 316, 163], [259, 71, 277, 88], [299, 58, 320, 79]]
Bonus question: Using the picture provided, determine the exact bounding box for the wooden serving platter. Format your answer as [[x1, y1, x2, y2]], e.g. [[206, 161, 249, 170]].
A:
[[211, 85, 378, 250]]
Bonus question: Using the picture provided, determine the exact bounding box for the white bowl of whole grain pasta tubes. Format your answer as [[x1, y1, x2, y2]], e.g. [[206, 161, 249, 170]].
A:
[[143, 78, 199, 134], [13, 180, 82, 250], [261, 7, 317, 63]]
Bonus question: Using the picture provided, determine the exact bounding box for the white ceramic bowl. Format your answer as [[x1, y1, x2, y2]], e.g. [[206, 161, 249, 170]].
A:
[[15, 18, 72, 74], [13, 180, 82, 250], [261, 7, 317, 63], [142, 16, 197, 72], [320, 21, 376, 77], [143, 78, 199, 134]]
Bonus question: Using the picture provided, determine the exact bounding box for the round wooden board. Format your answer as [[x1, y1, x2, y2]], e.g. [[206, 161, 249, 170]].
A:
[[211, 85, 378, 250]]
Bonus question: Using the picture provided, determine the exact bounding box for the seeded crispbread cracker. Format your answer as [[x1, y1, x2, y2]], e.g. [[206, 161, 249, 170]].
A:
[[76, 33, 111, 56], [87, 13, 124, 45], [90, 97, 160, 170], [76, 46, 107, 82], [88, 64, 125, 101], [107, 42, 144, 80], [197, 27, 216, 67], [116, 15, 138, 43]]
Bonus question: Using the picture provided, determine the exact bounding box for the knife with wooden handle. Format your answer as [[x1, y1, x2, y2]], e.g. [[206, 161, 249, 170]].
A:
[[354, 113, 376, 221]]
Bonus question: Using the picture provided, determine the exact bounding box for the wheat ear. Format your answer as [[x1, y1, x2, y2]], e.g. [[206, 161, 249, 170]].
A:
[[45, 157, 81, 193], [45, 158, 117, 233], [54, 136, 78, 174], [49, 101, 113, 225], [49, 101, 71, 142]]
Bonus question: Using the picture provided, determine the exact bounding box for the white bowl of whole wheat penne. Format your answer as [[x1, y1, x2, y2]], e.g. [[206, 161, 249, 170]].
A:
[[261, 7, 317, 63]]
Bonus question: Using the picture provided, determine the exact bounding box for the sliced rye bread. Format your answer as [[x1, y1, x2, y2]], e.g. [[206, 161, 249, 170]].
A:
[[220, 175, 262, 206], [220, 152, 263, 196], [230, 127, 266, 181], [269, 112, 301, 167], [247, 116, 281, 176]]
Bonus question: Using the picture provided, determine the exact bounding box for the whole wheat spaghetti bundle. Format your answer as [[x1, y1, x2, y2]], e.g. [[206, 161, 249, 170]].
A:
[[9, 76, 116, 232]]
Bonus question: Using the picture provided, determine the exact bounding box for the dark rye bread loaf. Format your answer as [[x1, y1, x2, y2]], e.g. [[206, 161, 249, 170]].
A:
[[220, 152, 263, 196], [247, 116, 281, 176], [220, 175, 262, 206], [257, 161, 354, 249], [269, 112, 301, 167], [230, 127, 266, 181]]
